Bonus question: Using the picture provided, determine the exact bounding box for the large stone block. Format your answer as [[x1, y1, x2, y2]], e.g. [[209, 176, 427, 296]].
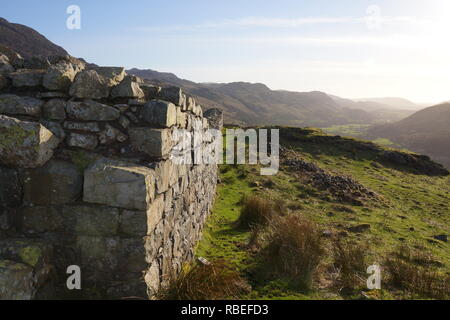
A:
[[21, 206, 63, 234], [66, 132, 98, 150], [23, 160, 83, 205], [43, 61, 76, 91], [0, 260, 36, 300], [42, 99, 66, 120], [83, 158, 156, 210], [60, 205, 120, 236], [111, 75, 144, 99], [9, 69, 45, 87], [129, 128, 174, 158], [147, 194, 164, 234], [120, 210, 147, 237], [66, 100, 120, 121], [69, 70, 110, 99], [0, 54, 14, 74], [142, 100, 177, 128], [0, 115, 59, 168], [87, 66, 125, 87], [157, 86, 184, 106], [0, 94, 43, 117]]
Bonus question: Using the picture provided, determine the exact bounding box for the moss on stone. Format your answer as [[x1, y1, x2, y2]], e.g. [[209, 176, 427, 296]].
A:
[[19, 246, 42, 267]]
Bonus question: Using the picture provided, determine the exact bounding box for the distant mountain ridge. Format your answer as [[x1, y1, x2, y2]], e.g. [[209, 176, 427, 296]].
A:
[[128, 68, 419, 126], [0, 17, 68, 58], [368, 103, 450, 168]]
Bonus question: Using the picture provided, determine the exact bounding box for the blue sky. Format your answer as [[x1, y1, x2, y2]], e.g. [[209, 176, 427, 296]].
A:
[[2, 0, 449, 102]]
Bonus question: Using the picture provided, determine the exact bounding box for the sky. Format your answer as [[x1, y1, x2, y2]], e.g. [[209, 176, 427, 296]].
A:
[[1, 0, 450, 103]]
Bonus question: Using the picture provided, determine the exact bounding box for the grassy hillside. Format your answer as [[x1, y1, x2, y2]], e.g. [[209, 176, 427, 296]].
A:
[[192, 127, 449, 300], [368, 103, 450, 168]]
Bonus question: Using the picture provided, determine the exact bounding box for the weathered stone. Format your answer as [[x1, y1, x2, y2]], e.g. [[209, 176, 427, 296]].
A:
[[63, 121, 100, 133], [61, 205, 120, 236], [23, 56, 51, 69], [99, 124, 127, 144], [158, 86, 184, 106], [120, 210, 147, 237], [21, 206, 63, 234], [66, 100, 120, 121], [0, 74, 9, 90], [42, 99, 66, 120], [192, 104, 203, 117], [176, 107, 187, 128], [0, 260, 36, 300], [111, 75, 145, 98], [0, 115, 59, 168], [147, 194, 164, 233], [83, 158, 156, 210], [69, 70, 110, 99], [204, 108, 223, 129], [41, 121, 66, 140], [10, 69, 45, 87], [129, 128, 174, 158], [113, 104, 129, 112], [47, 55, 85, 73], [0, 54, 14, 74], [36, 92, 68, 99], [23, 160, 83, 205], [0, 45, 24, 68], [142, 100, 177, 128], [118, 238, 146, 274], [66, 132, 98, 150], [152, 160, 174, 194], [43, 61, 76, 91], [0, 94, 43, 116], [144, 261, 160, 296], [140, 84, 161, 100], [118, 115, 130, 129], [0, 167, 22, 207], [87, 66, 125, 87]]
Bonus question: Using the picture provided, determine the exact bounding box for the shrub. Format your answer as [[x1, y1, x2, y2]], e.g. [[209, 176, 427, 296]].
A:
[[262, 215, 325, 291], [384, 245, 449, 299], [156, 260, 246, 300], [238, 196, 276, 229], [332, 240, 367, 292]]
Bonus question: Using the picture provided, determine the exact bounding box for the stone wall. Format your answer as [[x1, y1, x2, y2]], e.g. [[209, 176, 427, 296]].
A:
[[0, 50, 222, 299]]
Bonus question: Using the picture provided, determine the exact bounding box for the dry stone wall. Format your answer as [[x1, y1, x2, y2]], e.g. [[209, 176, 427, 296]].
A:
[[0, 50, 223, 299]]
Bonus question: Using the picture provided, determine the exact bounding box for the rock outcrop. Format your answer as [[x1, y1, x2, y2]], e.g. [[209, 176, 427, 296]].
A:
[[0, 49, 223, 299]]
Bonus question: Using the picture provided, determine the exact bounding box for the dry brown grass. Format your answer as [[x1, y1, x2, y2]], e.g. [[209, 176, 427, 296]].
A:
[[384, 244, 449, 299], [156, 260, 247, 300], [332, 239, 367, 292], [262, 215, 325, 291], [238, 195, 278, 229]]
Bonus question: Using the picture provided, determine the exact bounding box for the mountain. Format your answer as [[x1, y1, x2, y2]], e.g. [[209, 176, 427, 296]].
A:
[[355, 97, 423, 110], [128, 68, 414, 127], [368, 103, 450, 168], [0, 17, 68, 58]]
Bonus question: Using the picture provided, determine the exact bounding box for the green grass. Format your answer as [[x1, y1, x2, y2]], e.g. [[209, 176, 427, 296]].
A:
[[195, 127, 449, 300]]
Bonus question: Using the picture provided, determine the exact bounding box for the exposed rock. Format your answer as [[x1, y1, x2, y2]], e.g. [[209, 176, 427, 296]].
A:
[[111, 75, 144, 98], [23, 160, 83, 205], [83, 158, 156, 210], [10, 69, 45, 87], [63, 121, 100, 133], [0, 260, 36, 300], [0, 115, 59, 168], [0, 54, 14, 73], [0, 45, 24, 68], [147, 195, 164, 233], [42, 99, 66, 120], [129, 128, 174, 158], [348, 224, 371, 233], [66, 100, 120, 121], [87, 66, 125, 87], [157, 86, 184, 105], [43, 61, 76, 91], [204, 108, 223, 130], [433, 234, 448, 242], [0, 94, 43, 117], [118, 115, 130, 129], [23, 56, 51, 69], [142, 100, 177, 128], [69, 70, 110, 99], [40, 121, 66, 140], [66, 132, 98, 150], [140, 84, 161, 100], [176, 107, 187, 128], [99, 124, 127, 144]]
